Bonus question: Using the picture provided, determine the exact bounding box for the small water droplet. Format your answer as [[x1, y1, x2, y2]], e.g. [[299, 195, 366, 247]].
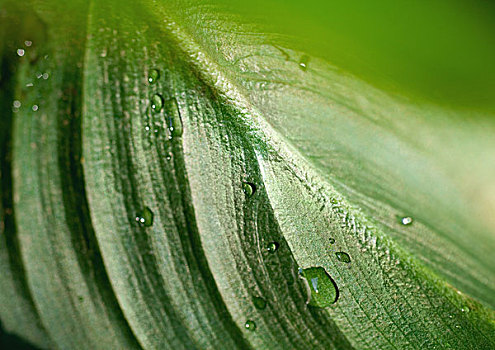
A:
[[165, 99, 183, 138], [24, 40, 32, 47], [335, 251, 351, 263], [135, 207, 154, 227], [242, 182, 256, 197], [253, 296, 267, 310], [267, 241, 279, 253], [148, 69, 160, 84], [311, 278, 319, 293], [32, 105, 39, 112], [301, 267, 339, 307], [42, 73, 49, 80], [401, 216, 413, 225], [244, 320, 256, 331], [329, 238, 335, 244], [13, 100, 21, 108], [17, 49, 25, 57], [298, 55, 309, 71], [151, 94, 163, 112]]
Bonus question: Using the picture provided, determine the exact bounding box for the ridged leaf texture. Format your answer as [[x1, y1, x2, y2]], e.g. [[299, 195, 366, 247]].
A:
[[1, 1, 494, 349]]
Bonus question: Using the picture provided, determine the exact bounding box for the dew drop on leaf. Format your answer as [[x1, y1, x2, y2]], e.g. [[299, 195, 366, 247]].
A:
[[135, 207, 154, 227], [335, 251, 351, 263], [244, 320, 256, 331], [301, 267, 338, 307], [253, 296, 267, 310], [151, 94, 164, 112], [166, 98, 183, 138], [329, 238, 335, 244], [299, 54, 309, 71], [267, 241, 279, 253], [148, 69, 160, 84], [242, 182, 256, 197], [401, 216, 413, 225]]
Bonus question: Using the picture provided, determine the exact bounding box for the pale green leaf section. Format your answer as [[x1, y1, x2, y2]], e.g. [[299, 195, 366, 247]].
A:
[[154, 0, 495, 309]]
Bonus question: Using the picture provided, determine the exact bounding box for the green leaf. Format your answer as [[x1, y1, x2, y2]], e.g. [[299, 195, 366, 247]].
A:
[[1, 0, 494, 349]]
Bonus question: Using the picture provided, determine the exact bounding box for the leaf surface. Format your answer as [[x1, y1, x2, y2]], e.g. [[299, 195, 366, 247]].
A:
[[1, 1, 494, 349]]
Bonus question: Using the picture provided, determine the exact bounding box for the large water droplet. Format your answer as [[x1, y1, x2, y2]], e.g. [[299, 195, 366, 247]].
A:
[[267, 241, 279, 253], [299, 55, 310, 71], [148, 69, 160, 84], [151, 94, 163, 112], [401, 216, 413, 225], [165, 99, 183, 138], [17, 49, 25, 57], [253, 296, 267, 310], [135, 207, 154, 227], [301, 267, 338, 307], [335, 252, 351, 263], [244, 320, 256, 331], [242, 182, 256, 197]]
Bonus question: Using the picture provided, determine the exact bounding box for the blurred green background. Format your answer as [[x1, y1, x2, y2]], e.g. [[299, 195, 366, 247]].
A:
[[213, 0, 495, 112]]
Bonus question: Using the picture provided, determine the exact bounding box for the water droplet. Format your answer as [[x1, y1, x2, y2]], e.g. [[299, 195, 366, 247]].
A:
[[24, 40, 32, 47], [244, 320, 256, 331], [32, 105, 39, 112], [151, 94, 163, 112], [267, 241, 279, 253], [17, 49, 25, 57], [242, 182, 256, 197], [165, 99, 183, 138], [13, 100, 21, 108], [401, 216, 413, 225], [311, 278, 319, 293], [148, 69, 160, 84], [42, 73, 49, 80], [253, 296, 267, 310], [301, 267, 338, 307], [329, 238, 335, 244], [135, 207, 154, 227], [335, 252, 351, 263], [298, 55, 309, 71]]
